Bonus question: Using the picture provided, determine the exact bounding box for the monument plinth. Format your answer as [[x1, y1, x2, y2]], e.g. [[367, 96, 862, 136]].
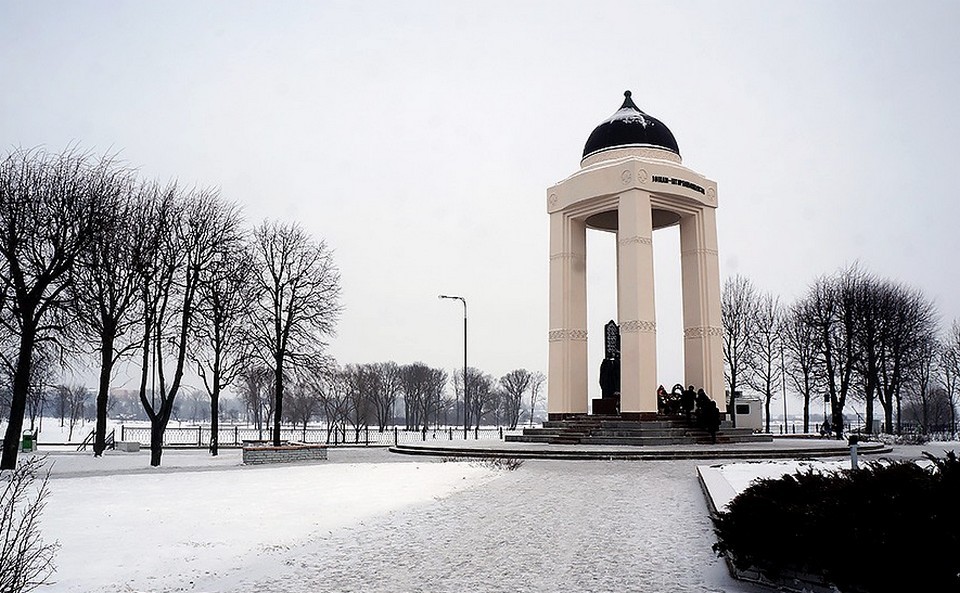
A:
[[547, 91, 723, 421]]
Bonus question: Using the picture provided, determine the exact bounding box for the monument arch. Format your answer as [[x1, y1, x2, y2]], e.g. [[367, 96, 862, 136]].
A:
[[547, 91, 723, 420]]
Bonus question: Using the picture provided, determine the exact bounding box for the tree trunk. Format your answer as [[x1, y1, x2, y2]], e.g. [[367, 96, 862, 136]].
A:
[[94, 335, 115, 456], [896, 393, 902, 434], [272, 359, 283, 446], [833, 405, 843, 440], [0, 328, 36, 470], [150, 419, 165, 467], [209, 390, 219, 456], [765, 396, 772, 433]]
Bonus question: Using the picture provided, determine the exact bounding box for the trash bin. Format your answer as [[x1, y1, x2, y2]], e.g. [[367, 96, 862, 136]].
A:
[[21, 430, 35, 452]]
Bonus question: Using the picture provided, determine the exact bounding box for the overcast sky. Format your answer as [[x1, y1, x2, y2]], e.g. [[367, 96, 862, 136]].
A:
[[2, 1, 959, 405]]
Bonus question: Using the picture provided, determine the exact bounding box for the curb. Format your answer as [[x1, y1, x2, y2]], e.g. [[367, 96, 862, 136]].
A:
[[389, 442, 892, 461]]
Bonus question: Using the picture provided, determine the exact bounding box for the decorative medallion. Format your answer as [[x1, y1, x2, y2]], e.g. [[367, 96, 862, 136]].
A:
[[621, 170, 632, 185], [706, 187, 716, 202], [637, 168, 649, 184], [549, 193, 558, 207]]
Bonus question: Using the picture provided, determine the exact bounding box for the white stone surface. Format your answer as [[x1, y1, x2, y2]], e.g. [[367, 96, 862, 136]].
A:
[[548, 145, 723, 416]]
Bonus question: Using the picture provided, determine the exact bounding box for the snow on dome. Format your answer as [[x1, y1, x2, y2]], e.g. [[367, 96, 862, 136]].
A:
[[582, 90, 680, 159]]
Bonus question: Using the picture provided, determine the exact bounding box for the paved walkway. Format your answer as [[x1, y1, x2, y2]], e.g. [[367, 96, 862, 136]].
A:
[[205, 457, 767, 593]]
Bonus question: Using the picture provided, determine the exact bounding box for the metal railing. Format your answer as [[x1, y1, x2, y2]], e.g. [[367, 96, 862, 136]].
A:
[[115, 424, 520, 448]]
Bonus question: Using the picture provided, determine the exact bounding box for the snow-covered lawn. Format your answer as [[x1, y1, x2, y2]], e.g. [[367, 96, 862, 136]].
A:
[[27, 448, 767, 593], [23, 440, 959, 592], [36, 449, 497, 593]]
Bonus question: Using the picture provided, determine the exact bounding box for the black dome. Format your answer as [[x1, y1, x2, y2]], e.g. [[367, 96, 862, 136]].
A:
[[582, 91, 680, 159]]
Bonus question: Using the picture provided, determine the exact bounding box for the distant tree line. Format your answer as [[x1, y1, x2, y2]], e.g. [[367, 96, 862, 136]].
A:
[[235, 362, 545, 440], [722, 265, 959, 438]]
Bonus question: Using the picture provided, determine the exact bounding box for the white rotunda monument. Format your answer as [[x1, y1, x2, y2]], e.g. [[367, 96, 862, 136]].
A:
[[547, 91, 723, 421]]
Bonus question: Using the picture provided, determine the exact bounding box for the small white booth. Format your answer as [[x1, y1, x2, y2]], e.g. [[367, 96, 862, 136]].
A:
[[732, 395, 763, 431]]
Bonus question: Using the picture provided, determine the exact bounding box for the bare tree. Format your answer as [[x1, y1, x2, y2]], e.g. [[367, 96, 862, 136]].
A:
[[851, 272, 885, 434], [783, 300, 821, 432], [721, 276, 759, 422], [53, 384, 68, 428], [0, 148, 110, 469], [249, 221, 341, 447], [370, 361, 401, 431], [19, 352, 54, 433], [500, 369, 532, 430], [313, 367, 348, 443], [465, 368, 494, 429], [283, 381, 319, 441], [190, 240, 253, 455], [746, 293, 784, 433], [870, 281, 938, 434], [136, 187, 239, 466], [179, 388, 210, 423], [528, 371, 545, 427], [801, 266, 863, 439], [343, 363, 376, 439], [451, 367, 492, 430], [904, 385, 954, 434], [399, 362, 437, 431], [238, 365, 274, 439], [425, 366, 448, 430], [941, 321, 960, 437], [71, 178, 146, 456], [906, 336, 939, 434], [54, 384, 89, 441], [0, 456, 59, 593]]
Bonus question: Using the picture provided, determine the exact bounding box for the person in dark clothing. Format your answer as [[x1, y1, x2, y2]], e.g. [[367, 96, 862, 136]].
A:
[[820, 417, 832, 437], [681, 386, 696, 422], [706, 400, 721, 443], [694, 387, 710, 429]]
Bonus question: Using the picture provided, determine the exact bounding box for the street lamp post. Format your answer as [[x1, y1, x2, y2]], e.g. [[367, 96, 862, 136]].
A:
[[439, 295, 467, 438]]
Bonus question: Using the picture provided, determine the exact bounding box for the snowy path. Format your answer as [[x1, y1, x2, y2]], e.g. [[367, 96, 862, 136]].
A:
[[204, 459, 759, 593]]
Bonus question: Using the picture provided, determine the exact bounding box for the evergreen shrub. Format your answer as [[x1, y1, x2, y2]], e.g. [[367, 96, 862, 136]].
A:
[[712, 452, 960, 593]]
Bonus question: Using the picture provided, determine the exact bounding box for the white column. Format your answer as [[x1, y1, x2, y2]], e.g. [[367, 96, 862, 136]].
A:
[[617, 190, 658, 416], [679, 207, 724, 399], [547, 212, 588, 418]]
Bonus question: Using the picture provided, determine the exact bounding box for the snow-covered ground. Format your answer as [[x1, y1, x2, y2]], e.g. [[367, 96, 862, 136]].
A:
[[24, 441, 958, 592], [35, 449, 497, 593], [25, 448, 769, 593]]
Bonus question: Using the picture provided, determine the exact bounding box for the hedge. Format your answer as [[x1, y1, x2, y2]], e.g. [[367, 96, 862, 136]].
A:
[[712, 452, 960, 593]]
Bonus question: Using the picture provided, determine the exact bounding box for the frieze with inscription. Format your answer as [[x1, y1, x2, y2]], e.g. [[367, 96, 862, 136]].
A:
[[651, 175, 706, 195]]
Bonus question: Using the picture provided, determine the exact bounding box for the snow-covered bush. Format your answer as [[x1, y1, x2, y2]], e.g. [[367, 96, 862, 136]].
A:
[[441, 456, 525, 471], [0, 456, 59, 593], [712, 453, 960, 593], [877, 431, 931, 445], [476, 457, 524, 471]]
